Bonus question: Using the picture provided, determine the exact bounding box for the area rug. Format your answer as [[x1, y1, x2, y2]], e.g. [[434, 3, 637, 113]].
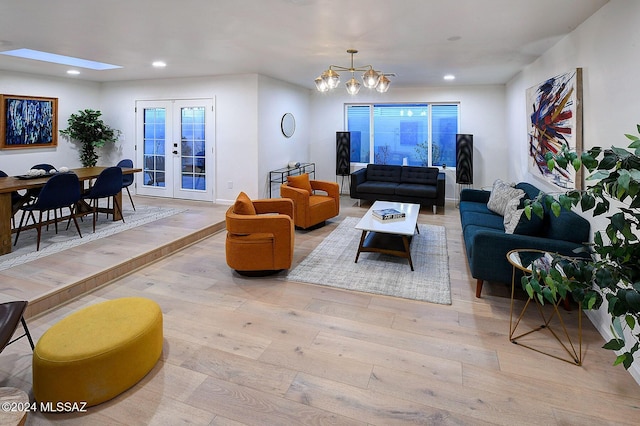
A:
[[286, 216, 451, 304], [0, 205, 186, 271]]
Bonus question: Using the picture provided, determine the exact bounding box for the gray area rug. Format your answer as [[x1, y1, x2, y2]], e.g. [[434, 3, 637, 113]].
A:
[[286, 216, 451, 304], [0, 205, 186, 271]]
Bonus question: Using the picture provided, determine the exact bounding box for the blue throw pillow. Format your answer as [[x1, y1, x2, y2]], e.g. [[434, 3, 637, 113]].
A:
[[514, 208, 545, 235], [503, 196, 544, 235]]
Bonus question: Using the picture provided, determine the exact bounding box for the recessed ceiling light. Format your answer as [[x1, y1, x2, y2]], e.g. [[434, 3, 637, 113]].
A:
[[0, 48, 121, 70], [67, 70, 80, 75], [444, 74, 456, 81], [152, 61, 166, 68]]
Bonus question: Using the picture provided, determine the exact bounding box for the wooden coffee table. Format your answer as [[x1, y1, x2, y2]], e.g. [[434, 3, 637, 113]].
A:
[[354, 201, 420, 270]]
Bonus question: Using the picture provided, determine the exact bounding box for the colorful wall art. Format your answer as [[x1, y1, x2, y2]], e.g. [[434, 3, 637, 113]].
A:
[[526, 69, 582, 189], [0, 94, 58, 149]]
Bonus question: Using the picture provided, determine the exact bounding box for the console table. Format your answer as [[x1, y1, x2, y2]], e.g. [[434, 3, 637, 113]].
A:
[[268, 162, 315, 197]]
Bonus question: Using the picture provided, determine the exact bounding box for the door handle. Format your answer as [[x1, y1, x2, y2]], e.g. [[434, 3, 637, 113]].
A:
[[172, 151, 178, 155]]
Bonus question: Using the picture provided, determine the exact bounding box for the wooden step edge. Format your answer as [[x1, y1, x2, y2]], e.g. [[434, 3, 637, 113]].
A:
[[24, 220, 226, 319]]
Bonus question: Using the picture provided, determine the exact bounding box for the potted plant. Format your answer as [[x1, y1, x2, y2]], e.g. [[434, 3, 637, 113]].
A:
[[60, 109, 121, 167], [523, 125, 640, 369]]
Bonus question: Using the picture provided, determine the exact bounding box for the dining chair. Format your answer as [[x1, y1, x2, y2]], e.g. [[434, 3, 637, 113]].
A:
[[0, 170, 28, 228], [14, 172, 83, 251], [31, 163, 56, 173], [82, 166, 124, 232], [25, 163, 57, 206], [116, 159, 136, 211], [0, 301, 34, 352]]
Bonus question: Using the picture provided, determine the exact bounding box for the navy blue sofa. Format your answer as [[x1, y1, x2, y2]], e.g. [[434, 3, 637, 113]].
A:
[[460, 182, 591, 298], [350, 164, 446, 213]]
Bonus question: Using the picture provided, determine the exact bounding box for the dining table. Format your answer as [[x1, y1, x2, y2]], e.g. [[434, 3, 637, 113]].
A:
[[0, 166, 142, 255]]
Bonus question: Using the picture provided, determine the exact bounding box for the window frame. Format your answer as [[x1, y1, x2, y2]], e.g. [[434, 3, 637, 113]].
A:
[[345, 102, 460, 168]]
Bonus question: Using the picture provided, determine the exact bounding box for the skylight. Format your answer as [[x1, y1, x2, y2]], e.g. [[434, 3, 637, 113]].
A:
[[0, 48, 121, 70]]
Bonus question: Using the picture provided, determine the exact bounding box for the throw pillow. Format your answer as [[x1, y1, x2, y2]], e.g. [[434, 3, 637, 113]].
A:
[[503, 197, 545, 235], [503, 197, 524, 234], [233, 191, 256, 215], [287, 173, 312, 194], [487, 179, 525, 216]]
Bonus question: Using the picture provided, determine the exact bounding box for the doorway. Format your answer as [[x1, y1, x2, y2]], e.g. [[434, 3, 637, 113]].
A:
[[135, 99, 214, 201]]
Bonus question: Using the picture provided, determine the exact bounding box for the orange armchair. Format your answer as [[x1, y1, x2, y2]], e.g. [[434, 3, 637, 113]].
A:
[[280, 175, 340, 229], [225, 193, 294, 274]]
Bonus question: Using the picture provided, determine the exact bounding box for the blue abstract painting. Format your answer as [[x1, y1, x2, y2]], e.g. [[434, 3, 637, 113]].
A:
[[1, 95, 58, 149]]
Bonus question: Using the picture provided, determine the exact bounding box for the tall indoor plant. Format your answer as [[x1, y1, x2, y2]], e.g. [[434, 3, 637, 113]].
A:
[[523, 125, 640, 369], [60, 109, 120, 167]]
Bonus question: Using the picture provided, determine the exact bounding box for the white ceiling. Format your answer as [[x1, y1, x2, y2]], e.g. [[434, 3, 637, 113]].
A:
[[0, 0, 609, 89]]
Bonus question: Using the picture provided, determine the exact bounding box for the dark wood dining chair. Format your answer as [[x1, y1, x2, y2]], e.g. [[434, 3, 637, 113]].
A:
[[82, 166, 124, 232], [14, 173, 83, 251], [0, 301, 34, 352], [117, 159, 135, 211], [25, 163, 56, 201], [0, 170, 28, 228]]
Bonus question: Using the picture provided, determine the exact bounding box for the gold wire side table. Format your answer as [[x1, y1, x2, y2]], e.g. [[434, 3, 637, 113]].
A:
[[507, 249, 583, 366]]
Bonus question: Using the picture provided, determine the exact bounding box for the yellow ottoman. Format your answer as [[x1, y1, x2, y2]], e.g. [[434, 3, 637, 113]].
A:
[[32, 297, 163, 407]]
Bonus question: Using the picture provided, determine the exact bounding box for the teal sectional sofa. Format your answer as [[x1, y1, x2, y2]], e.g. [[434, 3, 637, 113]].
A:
[[459, 182, 591, 298]]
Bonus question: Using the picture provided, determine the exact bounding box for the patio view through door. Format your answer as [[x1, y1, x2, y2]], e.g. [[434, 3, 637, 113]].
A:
[[135, 99, 214, 201]]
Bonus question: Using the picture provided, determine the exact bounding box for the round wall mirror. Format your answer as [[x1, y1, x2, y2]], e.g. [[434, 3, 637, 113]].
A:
[[281, 113, 295, 138]]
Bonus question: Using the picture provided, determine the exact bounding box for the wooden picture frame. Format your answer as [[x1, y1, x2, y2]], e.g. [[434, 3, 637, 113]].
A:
[[0, 94, 58, 149], [526, 69, 583, 190]]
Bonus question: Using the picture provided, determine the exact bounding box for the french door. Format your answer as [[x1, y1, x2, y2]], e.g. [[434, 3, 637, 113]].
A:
[[135, 99, 214, 201]]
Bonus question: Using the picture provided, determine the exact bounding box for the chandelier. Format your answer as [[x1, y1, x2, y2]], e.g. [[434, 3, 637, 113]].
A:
[[314, 49, 393, 95]]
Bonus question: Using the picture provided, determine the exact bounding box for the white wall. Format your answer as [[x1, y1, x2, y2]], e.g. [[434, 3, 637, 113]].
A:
[[257, 75, 311, 198], [101, 74, 262, 204], [505, 0, 640, 382], [309, 84, 507, 199], [1, 71, 313, 204], [0, 71, 101, 174], [2, 70, 508, 205]]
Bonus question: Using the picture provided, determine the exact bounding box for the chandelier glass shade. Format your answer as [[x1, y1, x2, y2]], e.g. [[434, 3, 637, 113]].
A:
[[345, 77, 361, 95], [376, 74, 391, 93], [315, 49, 392, 94]]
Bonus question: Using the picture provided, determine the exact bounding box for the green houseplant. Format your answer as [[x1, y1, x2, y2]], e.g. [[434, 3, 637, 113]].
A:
[[60, 109, 120, 167], [523, 125, 640, 369]]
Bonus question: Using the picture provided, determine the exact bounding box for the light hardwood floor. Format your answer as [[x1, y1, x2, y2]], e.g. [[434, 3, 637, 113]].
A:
[[1, 195, 639, 425]]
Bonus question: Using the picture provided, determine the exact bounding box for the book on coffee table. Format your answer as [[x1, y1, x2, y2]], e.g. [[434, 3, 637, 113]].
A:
[[372, 208, 406, 221]]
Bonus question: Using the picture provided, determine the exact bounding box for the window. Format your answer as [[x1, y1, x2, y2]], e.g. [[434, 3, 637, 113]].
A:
[[346, 103, 459, 167], [143, 108, 166, 187], [180, 106, 206, 190]]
